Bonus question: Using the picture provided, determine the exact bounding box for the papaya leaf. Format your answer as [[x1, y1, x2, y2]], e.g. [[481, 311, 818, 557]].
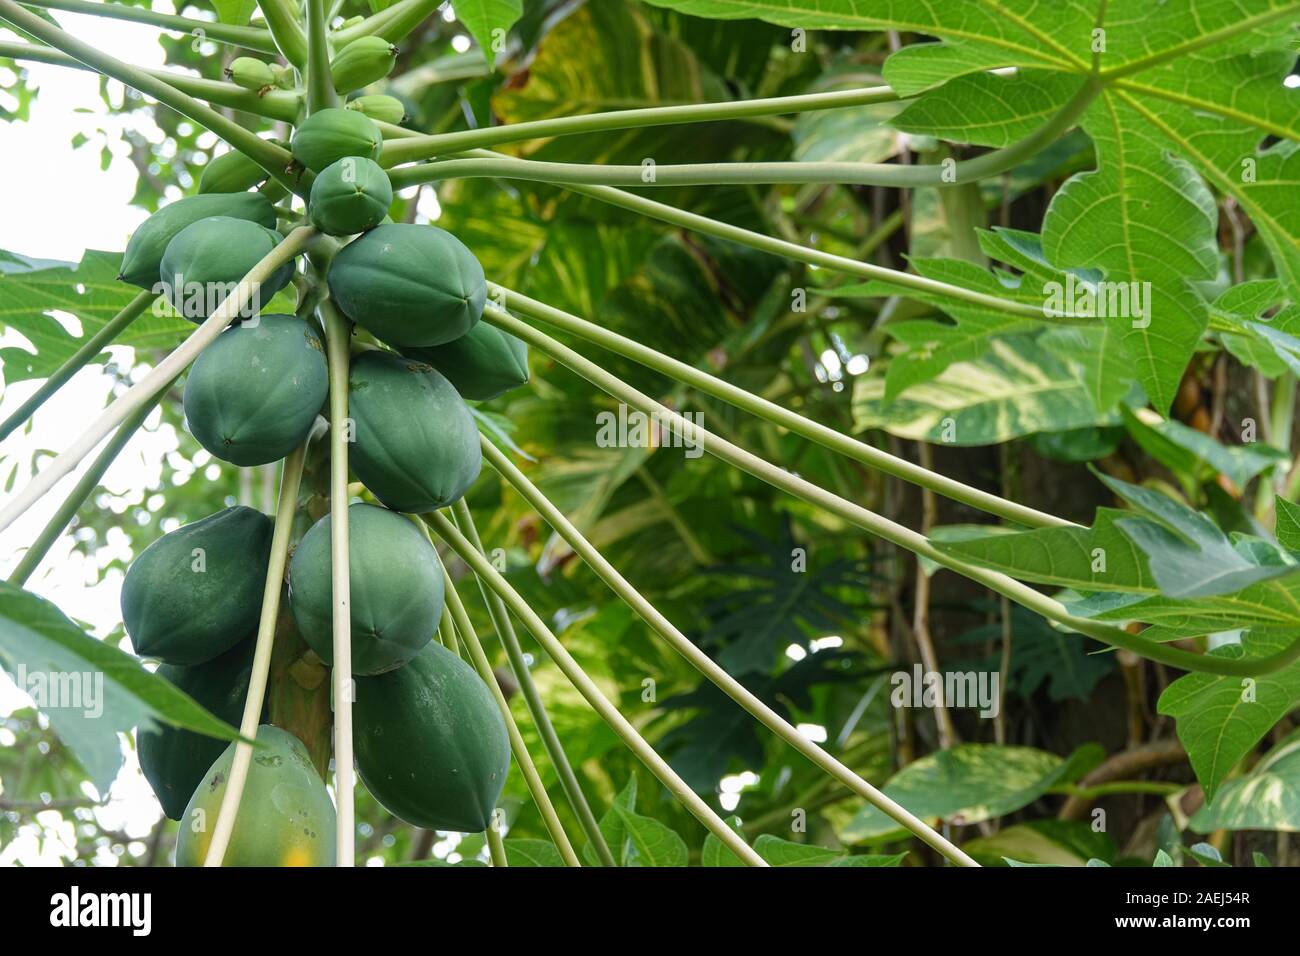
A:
[[0, 249, 184, 385], [841, 744, 1069, 842], [0, 583, 246, 793], [1276, 498, 1300, 553], [504, 839, 566, 866], [454, 0, 524, 69], [610, 801, 689, 867], [1158, 630, 1300, 801], [1120, 406, 1286, 492]]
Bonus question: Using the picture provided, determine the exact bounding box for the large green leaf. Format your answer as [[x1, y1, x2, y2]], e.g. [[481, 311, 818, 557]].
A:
[[455, 0, 524, 68], [0, 249, 183, 386], [1158, 631, 1300, 801], [1190, 734, 1300, 833], [0, 583, 246, 793], [841, 744, 1068, 841], [853, 334, 1116, 444]]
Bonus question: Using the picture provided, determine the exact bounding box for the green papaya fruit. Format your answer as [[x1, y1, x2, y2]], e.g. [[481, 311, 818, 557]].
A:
[[138, 637, 262, 820], [183, 314, 328, 466], [176, 725, 335, 867], [290, 107, 382, 173], [199, 150, 267, 195], [327, 223, 486, 348], [224, 56, 276, 91], [345, 94, 406, 125], [330, 35, 398, 94], [405, 324, 530, 401], [122, 506, 273, 665], [347, 350, 481, 512], [288, 503, 442, 676], [308, 156, 392, 236], [159, 216, 296, 322], [118, 193, 277, 288], [354, 641, 509, 833]]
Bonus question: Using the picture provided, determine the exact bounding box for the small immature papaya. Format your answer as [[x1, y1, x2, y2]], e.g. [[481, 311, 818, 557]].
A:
[[138, 637, 261, 820], [159, 216, 296, 322], [175, 725, 336, 867], [405, 324, 530, 401], [118, 193, 276, 288], [291, 107, 381, 173], [288, 503, 442, 676], [354, 641, 510, 833], [330, 35, 398, 94], [122, 506, 273, 665], [308, 157, 392, 236], [346, 94, 406, 125], [327, 223, 486, 348], [347, 350, 481, 513], [183, 314, 328, 465], [224, 56, 276, 91], [199, 150, 267, 195]]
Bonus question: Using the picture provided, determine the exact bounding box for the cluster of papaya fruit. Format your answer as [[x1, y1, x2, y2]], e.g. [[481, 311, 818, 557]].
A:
[[120, 59, 531, 863]]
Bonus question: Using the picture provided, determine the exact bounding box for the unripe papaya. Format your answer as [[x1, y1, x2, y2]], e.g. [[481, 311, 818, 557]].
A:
[[183, 314, 328, 466], [138, 637, 262, 820], [176, 725, 336, 867], [327, 223, 486, 348], [330, 35, 398, 94], [199, 150, 267, 195], [354, 642, 509, 833], [119, 193, 277, 288], [308, 157, 392, 236], [122, 506, 273, 666], [224, 56, 276, 91], [290, 107, 382, 173], [159, 216, 296, 322], [347, 350, 481, 512], [345, 93, 406, 125], [288, 503, 442, 676], [405, 324, 530, 401]]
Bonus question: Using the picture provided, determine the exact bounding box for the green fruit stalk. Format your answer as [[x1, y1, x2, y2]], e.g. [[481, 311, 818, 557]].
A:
[[158, 216, 296, 322], [288, 503, 443, 676], [354, 642, 510, 833], [327, 223, 487, 347], [121, 506, 272, 666], [183, 314, 329, 465], [175, 725, 336, 867], [330, 35, 398, 94], [405, 324, 530, 401], [290, 107, 382, 173], [347, 350, 482, 512], [308, 156, 393, 235], [118, 193, 276, 288]]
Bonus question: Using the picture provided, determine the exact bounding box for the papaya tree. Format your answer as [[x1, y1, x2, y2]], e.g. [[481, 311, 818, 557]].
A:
[[0, 0, 1298, 870]]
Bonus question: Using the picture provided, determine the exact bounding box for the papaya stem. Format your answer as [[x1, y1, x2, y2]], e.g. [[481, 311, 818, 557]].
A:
[[486, 818, 508, 868], [319, 297, 356, 868], [257, 0, 309, 69], [427, 511, 769, 868], [450, 498, 618, 868], [376, 79, 917, 164], [0, 227, 315, 536], [435, 550, 583, 867], [203, 443, 308, 867], [18, 0, 281, 54], [474, 434, 981, 867], [0, 289, 153, 443], [489, 282, 1069, 530], [7, 380, 171, 586], [0, 42, 303, 122], [0, 2, 300, 191], [332, 0, 441, 48], [304, 0, 337, 114], [481, 305, 1300, 680]]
